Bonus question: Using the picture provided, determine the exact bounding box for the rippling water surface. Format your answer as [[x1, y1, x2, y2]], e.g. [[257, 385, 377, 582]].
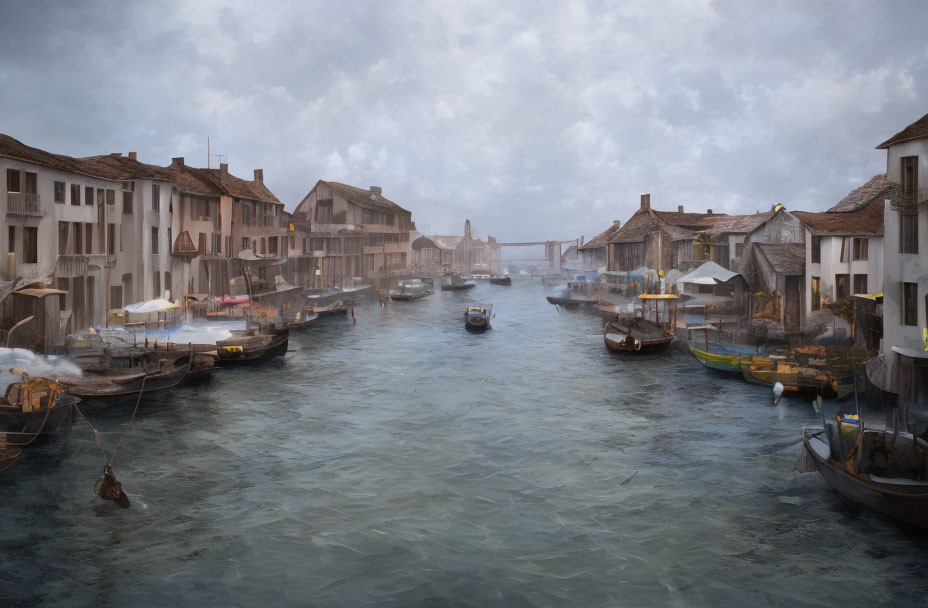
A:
[[2, 280, 927, 606]]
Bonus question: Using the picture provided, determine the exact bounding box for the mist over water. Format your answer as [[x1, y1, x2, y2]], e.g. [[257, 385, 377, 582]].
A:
[[1, 280, 926, 606]]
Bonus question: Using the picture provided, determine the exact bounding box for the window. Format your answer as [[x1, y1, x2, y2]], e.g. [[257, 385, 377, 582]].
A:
[[838, 238, 849, 263], [315, 199, 333, 223], [152, 184, 160, 211], [107, 224, 116, 255], [901, 212, 918, 254], [225, 236, 232, 257], [122, 191, 133, 214], [835, 274, 849, 300], [151, 227, 159, 255], [54, 181, 66, 203], [153, 272, 161, 299], [852, 238, 868, 260], [97, 189, 104, 206], [70, 184, 80, 206], [853, 274, 868, 295], [302, 238, 307, 254], [57, 278, 69, 311], [211, 233, 221, 255], [903, 282, 918, 326], [260, 237, 266, 254], [268, 237, 278, 256], [198, 233, 206, 255], [85, 186, 93, 206], [167, 228, 172, 254], [72, 222, 83, 254], [23, 227, 38, 263], [901, 156, 918, 199], [58, 222, 69, 253], [6, 169, 20, 192], [164, 272, 172, 298], [811, 276, 821, 311], [85, 224, 93, 254], [106, 189, 115, 206], [310, 238, 325, 251], [8, 226, 14, 253], [810, 235, 821, 263], [326, 238, 341, 254], [242, 237, 250, 252], [735, 242, 744, 258], [385, 213, 394, 226], [24, 172, 36, 194]]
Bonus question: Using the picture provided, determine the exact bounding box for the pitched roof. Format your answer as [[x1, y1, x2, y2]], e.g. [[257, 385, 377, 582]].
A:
[[609, 208, 666, 243], [793, 198, 884, 236], [190, 168, 280, 204], [876, 112, 928, 149], [580, 221, 622, 250], [755, 243, 805, 275], [412, 235, 452, 251], [78, 154, 174, 182], [827, 174, 892, 212], [700, 211, 775, 236], [321, 181, 411, 214]]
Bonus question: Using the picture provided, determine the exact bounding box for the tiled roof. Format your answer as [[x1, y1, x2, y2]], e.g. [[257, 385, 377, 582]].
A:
[[793, 198, 884, 236], [755, 243, 805, 275], [876, 112, 928, 149], [579, 221, 622, 250], [321, 181, 411, 214], [191, 168, 280, 204], [827, 174, 892, 212], [609, 208, 666, 243]]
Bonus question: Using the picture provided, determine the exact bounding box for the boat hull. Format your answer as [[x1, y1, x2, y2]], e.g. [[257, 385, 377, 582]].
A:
[[216, 334, 289, 365], [490, 277, 512, 286], [442, 283, 475, 291], [803, 429, 928, 529], [688, 344, 744, 373], [391, 292, 431, 301], [63, 363, 190, 398], [0, 397, 75, 442]]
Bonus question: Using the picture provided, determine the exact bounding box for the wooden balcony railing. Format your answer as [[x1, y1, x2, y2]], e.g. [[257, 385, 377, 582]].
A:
[[7, 193, 42, 216]]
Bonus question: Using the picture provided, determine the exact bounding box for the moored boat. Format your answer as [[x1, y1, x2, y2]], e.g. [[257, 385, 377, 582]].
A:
[[391, 279, 433, 301], [489, 276, 512, 286], [801, 426, 928, 529], [0, 375, 77, 442], [604, 319, 674, 353], [442, 275, 476, 291], [61, 352, 192, 398], [216, 327, 289, 365], [740, 355, 836, 397]]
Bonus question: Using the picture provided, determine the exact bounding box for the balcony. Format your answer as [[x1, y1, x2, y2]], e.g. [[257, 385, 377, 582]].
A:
[[7, 193, 42, 217], [54, 255, 88, 278]]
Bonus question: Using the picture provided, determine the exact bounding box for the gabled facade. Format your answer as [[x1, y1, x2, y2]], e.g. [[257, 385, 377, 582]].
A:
[[876, 113, 928, 396], [293, 181, 414, 288], [578, 220, 620, 270]]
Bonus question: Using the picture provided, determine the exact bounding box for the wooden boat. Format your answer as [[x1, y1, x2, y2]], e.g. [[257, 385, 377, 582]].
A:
[[801, 426, 928, 529], [309, 299, 355, 316], [183, 352, 218, 382], [286, 310, 319, 330], [61, 351, 191, 398], [216, 327, 289, 365], [442, 275, 476, 291], [688, 343, 750, 373], [391, 279, 433, 301], [0, 376, 77, 442], [604, 319, 674, 353], [740, 355, 836, 397], [489, 276, 512, 286], [464, 305, 492, 333], [0, 444, 22, 472]]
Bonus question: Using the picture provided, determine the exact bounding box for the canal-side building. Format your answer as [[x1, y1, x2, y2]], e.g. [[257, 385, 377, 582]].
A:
[[793, 175, 889, 320], [875, 113, 928, 396], [411, 235, 453, 276], [292, 181, 414, 288], [578, 220, 620, 270]]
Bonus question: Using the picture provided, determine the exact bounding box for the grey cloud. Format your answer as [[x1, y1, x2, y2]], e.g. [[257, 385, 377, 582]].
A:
[[2, 0, 928, 240]]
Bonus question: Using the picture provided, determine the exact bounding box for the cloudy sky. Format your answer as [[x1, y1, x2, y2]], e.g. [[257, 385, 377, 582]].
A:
[[2, 0, 927, 241]]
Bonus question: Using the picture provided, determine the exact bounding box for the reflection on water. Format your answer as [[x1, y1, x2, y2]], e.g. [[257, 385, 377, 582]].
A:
[[1, 279, 926, 606]]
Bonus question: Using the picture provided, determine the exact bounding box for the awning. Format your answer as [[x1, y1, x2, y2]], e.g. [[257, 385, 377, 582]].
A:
[[892, 345, 928, 359], [853, 292, 884, 301], [15, 288, 68, 298], [675, 261, 742, 286], [123, 298, 179, 313]]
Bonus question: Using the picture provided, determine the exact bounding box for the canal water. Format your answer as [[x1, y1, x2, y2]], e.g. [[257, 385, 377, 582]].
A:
[[1, 279, 926, 606]]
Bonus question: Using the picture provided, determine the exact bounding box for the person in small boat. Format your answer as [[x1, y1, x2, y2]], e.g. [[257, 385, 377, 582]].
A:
[[95, 463, 130, 509]]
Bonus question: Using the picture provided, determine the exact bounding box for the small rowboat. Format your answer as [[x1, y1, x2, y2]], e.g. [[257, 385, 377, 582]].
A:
[[604, 319, 674, 353], [464, 305, 492, 333]]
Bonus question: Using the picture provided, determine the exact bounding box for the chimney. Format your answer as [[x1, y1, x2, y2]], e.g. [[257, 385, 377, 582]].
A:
[[579, 235, 585, 246], [254, 169, 263, 184], [128, 151, 137, 160], [613, 219, 621, 227], [678, 205, 684, 213], [707, 209, 712, 215], [370, 186, 382, 196], [640, 193, 650, 210], [220, 162, 229, 177], [171, 157, 184, 167]]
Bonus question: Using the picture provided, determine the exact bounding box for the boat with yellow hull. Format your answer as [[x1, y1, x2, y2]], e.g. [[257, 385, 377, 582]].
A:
[[739, 355, 837, 397], [688, 344, 747, 373]]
